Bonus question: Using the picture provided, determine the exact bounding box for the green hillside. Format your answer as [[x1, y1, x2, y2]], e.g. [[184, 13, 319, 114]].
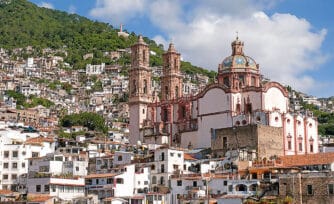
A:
[[0, 0, 216, 79]]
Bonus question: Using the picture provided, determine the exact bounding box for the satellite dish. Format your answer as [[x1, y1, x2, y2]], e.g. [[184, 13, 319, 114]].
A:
[[137, 140, 142, 146]]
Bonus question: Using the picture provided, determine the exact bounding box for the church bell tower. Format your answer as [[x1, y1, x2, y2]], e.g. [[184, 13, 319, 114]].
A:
[[129, 35, 152, 145], [161, 43, 183, 101]]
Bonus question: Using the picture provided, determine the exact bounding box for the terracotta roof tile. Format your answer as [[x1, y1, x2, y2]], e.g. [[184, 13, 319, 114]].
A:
[[280, 152, 334, 167], [0, 189, 13, 195], [184, 153, 197, 161]]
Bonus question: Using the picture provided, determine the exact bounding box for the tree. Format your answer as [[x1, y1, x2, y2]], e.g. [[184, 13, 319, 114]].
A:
[[60, 112, 107, 133]]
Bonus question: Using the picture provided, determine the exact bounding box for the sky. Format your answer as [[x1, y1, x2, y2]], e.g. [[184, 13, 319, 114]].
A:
[[29, 0, 334, 98]]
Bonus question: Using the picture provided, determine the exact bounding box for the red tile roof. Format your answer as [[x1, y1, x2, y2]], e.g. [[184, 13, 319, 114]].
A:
[[28, 194, 53, 202], [25, 136, 54, 145], [184, 153, 197, 161], [0, 189, 13, 195], [280, 152, 334, 167]]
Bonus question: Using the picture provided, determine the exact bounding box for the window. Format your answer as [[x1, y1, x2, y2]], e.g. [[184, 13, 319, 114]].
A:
[[193, 181, 197, 187], [144, 181, 148, 185], [177, 180, 182, 186], [175, 86, 179, 98], [11, 174, 17, 180], [143, 80, 147, 94], [52, 185, 56, 192], [152, 176, 157, 184], [151, 164, 155, 170], [3, 163, 9, 169], [12, 162, 17, 169], [160, 177, 165, 185], [165, 86, 169, 98], [76, 166, 79, 171], [44, 185, 50, 192], [116, 178, 124, 184], [22, 162, 26, 168], [118, 155, 122, 161], [173, 164, 178, 170], [132, 80, 137, 94], [107, 178, 113, 184], [223, 77, 230, 87], [307, 185, 313, 195], [170, 152, 174, 157], [299, 143, 303, 151], [224, 181, 228, 186], [36, 185, 41, 192], [3, 175, 8, 180], [161, 164, 165, 173], [177, 153, 181, 158], [288, 141, 292, 150], [32, 152, 39, 158], [12, 151, 18, 158], [86, 179, 92, 185], [161, 152, 165, 161], [310, 144, 314, 153], [251, 76, 256, 86], [4, 151, 9, 158], [329, 184, 334, 195], [228, 185, 233, 192], [223, 137, 227, 149]]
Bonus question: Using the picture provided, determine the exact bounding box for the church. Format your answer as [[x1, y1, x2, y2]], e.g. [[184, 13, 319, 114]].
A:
[[128, 35, 319, 158]]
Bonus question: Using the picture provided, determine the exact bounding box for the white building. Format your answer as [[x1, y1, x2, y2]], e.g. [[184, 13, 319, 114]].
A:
[[0, 126, 55, 191], [26, 152, 88, 201], [86, 63, 105, 75]]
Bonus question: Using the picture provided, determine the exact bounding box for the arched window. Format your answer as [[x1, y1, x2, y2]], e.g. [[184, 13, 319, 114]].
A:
[[251, 76, 256, 86], [132, 80, 137, 94], [165, 86, 169, 98], [175, 86, 179, 98], [143, 79, 147, 94], [160, 176, 165, 185], [143, 50, 146, 62], [223, 77, 230, 87], [152, 176, 157, 184]]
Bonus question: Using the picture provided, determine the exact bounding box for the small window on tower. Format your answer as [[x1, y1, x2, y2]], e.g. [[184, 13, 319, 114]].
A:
[[143, 50, 146, 62], [175, 86, 179, 98], [251, 76, 256, 86], [143, 80, 147, 94], [223, 77, 230, 87], [132, 80, 137, 94], [165, 86, 169, 98]]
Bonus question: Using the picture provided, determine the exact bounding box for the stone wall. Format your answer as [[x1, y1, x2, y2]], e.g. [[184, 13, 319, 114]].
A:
[[279, 172, 334, 204], [212, 124, 283, 159]]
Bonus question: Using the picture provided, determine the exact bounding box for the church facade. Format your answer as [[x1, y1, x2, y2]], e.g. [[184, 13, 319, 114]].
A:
[[128, 35, 319, 157]]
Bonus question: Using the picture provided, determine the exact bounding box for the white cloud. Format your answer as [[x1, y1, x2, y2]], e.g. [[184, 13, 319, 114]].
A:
[[90, 0, 328, 94], [38, 2, 54, 9], [89, 0, 147, 25]]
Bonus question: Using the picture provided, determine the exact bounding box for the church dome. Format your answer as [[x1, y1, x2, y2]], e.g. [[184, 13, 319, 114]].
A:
[[219, 37, 259, 73]]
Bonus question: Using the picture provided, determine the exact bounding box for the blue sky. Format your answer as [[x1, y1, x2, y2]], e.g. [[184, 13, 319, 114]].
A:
[[29, 0, 334, 98]]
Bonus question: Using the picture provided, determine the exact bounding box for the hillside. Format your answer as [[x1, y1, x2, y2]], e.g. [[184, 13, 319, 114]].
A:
[[0, 0, 216, 79]]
